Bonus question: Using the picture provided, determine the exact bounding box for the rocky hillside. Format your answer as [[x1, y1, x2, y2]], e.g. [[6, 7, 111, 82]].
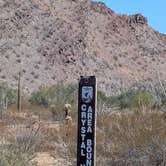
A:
[[0, 0, 166, 94]]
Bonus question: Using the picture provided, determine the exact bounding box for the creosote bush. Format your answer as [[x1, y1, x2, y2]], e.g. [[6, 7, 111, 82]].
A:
[[30, 84, 163, 114], [0, 82, 17, 106], [96, 109, 166, 165], [110, 90, 155, 109], [30, 84, 78, 108], [97, 90, 156, 110], [132, 91, 155, 108], [0, 145, 36, 166]]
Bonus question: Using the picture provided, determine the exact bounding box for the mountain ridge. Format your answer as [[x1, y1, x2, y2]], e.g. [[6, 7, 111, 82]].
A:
[[0, 0, 166, 94]]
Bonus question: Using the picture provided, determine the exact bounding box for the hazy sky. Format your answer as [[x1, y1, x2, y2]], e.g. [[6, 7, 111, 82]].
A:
[[95, 0, 166, 34]]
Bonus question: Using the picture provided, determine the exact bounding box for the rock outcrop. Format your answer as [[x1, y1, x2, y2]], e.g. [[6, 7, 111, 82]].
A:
[[128, 14, 147, 25]]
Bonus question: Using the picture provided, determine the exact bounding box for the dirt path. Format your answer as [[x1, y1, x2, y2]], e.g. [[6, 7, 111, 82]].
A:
[[32, 152, 71, 166]]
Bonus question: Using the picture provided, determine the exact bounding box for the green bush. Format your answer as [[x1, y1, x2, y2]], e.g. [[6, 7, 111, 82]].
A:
[[30, 84, 78, 108], [109, 90, 155, 109], [0, 82, 17, 113], [0, 145, 36, 166], [30, 84, 156, 111], [110, 91, 135, 109], [132, 91, 155, 108], [159, 93, 166, 106], [153, 90, 166, 107], [97, 91, 110, 106]]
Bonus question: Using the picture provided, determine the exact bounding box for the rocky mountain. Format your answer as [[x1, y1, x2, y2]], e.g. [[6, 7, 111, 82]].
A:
[[0, 0, 166, 94]]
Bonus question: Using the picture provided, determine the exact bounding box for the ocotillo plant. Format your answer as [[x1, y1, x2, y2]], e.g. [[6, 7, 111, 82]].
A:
[[17, 71, 22, 111]]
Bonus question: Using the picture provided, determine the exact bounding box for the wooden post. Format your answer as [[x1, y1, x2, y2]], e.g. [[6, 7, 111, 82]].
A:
[[17, 71, 21, 111], [77, 76, 97, 166]]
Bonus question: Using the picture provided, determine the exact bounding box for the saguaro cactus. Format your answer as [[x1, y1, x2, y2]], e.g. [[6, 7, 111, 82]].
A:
[[17, 71, 22, 111]]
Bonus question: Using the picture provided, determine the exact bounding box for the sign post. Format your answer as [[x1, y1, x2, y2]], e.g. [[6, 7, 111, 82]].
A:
[[77, 76, 97, 166]]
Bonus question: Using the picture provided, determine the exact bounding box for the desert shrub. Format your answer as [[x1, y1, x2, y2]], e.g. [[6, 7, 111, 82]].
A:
[[153, 89, 166, 107], [50, 105, 65, 121], [58, 122, 77, 160], [97, 91, 108, 110], [97, 91, 111, 105], [0, 145, 36, 166], [30, 84, 78, 108], [132, 91, 155, 108], [97, 91, 107, 102], [158, 92, 166, 106], [0, 82, 17, 117], [97, 109, 166, 165], [110, 90, 155, 109], [0, 82, 17, 106], [0, 123, 40, 165], [16, 127, 42, 152], [110, 91, 135, 109], [30, 84, 157, 112]]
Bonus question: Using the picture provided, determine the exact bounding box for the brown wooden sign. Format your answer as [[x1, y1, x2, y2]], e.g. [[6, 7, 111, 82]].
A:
[[77, 76, 97, 166]]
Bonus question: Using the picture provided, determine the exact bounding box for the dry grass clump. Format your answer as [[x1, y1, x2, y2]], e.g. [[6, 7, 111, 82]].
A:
[[0, 145, 36, 166], [0, 121, 38, 166], [38, 121, 77, 160], [1, 104, 166, 165], [96, 108, 166, 165]]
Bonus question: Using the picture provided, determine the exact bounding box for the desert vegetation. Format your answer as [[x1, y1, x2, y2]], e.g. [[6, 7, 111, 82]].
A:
[[0, 0, 166, 165], [0, 82, 166, 165]]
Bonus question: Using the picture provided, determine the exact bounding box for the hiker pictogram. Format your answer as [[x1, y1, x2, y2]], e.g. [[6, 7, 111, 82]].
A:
[[82, 86, 93, 103]]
